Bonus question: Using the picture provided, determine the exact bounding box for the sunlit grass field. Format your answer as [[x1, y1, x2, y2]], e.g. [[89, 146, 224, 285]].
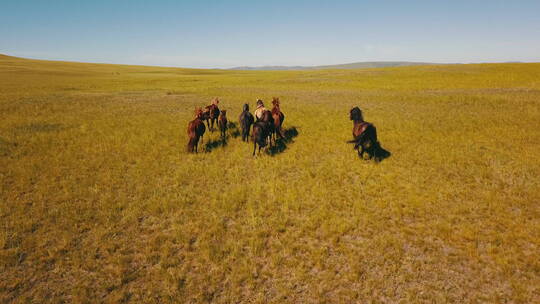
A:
[[1, 54, 539, 303]]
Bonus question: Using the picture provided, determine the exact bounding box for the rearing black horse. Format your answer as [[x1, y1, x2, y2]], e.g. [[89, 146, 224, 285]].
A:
[[348, 107, 378, 159]]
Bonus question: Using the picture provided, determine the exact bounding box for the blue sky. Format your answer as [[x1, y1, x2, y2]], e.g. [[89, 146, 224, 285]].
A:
[[1, 0, 540, 68]]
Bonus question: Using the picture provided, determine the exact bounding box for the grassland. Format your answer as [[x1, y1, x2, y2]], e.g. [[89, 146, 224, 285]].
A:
[[0, 54, 539, 303]]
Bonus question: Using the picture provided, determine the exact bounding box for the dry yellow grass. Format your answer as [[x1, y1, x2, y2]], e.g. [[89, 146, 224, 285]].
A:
[[1, 54, 539, 303]]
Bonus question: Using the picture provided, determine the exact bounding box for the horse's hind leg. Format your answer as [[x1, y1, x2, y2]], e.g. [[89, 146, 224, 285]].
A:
[[253, 142, 257, 156], [358, 145, 364, 159]]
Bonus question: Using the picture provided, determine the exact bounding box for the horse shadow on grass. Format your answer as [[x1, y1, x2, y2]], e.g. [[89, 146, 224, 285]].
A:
[[204, 122, 242, 153], [360, 141, 392, 163], [204, 136, 228, 153], [227, 122, 240, 139], [267, 127, 299, 156]]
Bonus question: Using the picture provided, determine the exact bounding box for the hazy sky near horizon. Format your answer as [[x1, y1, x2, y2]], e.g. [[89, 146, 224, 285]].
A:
[[1, 0, 540, 68]]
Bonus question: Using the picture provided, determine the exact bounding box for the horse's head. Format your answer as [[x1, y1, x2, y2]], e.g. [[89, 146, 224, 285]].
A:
[[350, 107, 364, 121], [272, 97, 280, 107], [194, 107, 203, 117], [242, 103, 249, 112]]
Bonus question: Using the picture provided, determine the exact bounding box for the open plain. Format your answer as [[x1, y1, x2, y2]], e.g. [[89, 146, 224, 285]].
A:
[[1, 54, 539, 303]]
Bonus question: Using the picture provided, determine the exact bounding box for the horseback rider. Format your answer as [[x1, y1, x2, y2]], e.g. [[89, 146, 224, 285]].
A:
[[254, 99, 267, 121]]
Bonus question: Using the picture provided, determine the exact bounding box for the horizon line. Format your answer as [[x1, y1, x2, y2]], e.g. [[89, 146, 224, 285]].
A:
[[1, 53, 537, 70]]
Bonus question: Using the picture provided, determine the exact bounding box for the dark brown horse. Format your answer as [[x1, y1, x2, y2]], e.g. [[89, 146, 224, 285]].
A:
[[238, 104, 254, 142], [218, 110, 228, 139], [252, 110, 274, 156], [348, 107, 378, 159], [204, 104, 220, 131], [187, 108, 207, 153], [271, 97, 285, 142]]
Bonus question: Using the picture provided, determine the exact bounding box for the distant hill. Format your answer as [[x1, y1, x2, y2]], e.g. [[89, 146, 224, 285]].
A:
[[1, 54, 445, 71], [0, 54, 26, 61], [229, 61, 436, 70]]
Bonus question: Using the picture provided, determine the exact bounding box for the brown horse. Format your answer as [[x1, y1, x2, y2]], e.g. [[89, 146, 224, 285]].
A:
[[348, 107, 378, 159], [187, 108, 207, 153], [204, 104, 220, 131], [271, 97, 285, 142], [218, 110, 228, 139], [252, 110, 274, 156]]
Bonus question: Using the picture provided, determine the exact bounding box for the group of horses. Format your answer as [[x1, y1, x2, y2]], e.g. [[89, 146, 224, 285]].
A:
[[187, 97, 285, 156], [187, 98, 381, 160]]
